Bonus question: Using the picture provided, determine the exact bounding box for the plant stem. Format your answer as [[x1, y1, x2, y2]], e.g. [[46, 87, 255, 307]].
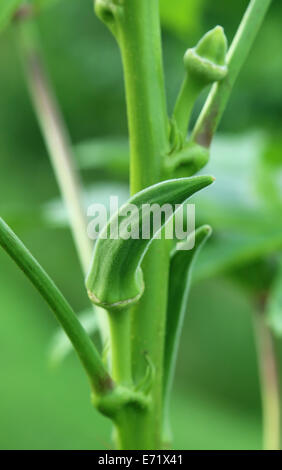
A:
[[192, 0, 272, 148], [108, 308, 132, 386], [114, 0, 170, 449], [117, 0, 169, 193], [173, 76, 203, 139], [17, 17, 92, 274], [0, 217, 113, 396], [253, 300, 280, 450]]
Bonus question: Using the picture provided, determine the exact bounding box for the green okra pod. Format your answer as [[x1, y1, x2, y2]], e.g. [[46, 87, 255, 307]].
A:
[[86, 176, 214, 310]]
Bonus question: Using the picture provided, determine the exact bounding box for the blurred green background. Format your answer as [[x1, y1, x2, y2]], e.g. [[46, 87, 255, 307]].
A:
[[0, 0, 282, 449]]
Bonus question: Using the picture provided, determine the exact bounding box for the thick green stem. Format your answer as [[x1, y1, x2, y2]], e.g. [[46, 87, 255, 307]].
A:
[[114, 407, 151, 450], [108, 308, 132, 386], [192, 0, 272, 148], [114, 0, 170, 449], [0, 218, 113, 396], [117, 0, 169, 193], [17, 17, 92, 274], [253, 307, 280, 451], [130, 246, 170, 449]]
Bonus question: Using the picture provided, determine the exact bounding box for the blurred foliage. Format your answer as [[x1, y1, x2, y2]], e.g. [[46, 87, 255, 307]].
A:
[[48, 308, 99, 367], [0, 0, 21, 32], [75, 137, 129, 181], [0, 0, 57, 32], [194, 132, 282, 281], [0, 0, 282, 450], [160, 0, 204, 39], [266, 258, 282, 338]]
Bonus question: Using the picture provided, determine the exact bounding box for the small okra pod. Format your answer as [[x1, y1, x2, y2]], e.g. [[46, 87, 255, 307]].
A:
[[172, 26, 228, 139]]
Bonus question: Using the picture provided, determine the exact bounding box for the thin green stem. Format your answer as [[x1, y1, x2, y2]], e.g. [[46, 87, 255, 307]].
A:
[[17, 17, 92, 274], [192, 0, 272, 148], [172, 75, 203, 140], [0, 217, 113, 396], [253, 305, 280, 450]]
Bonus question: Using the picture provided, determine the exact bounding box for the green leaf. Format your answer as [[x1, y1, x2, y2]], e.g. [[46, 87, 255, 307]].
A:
[[48, 182, 128, 225], [193, 132, 282, 279], [75, 137, 129, 180], [1, 183, 129, 239], [266, 258, 282, 337], [163, 226, 212, 426], [195, 232, 282, 282], [86, 176, 214, 310], [255, 136, 282, 211], [48, 309, 99, 367]]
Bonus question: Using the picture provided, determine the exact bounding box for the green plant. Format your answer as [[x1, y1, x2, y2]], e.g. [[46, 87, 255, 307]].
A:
[[0, 0, 274, 450]]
